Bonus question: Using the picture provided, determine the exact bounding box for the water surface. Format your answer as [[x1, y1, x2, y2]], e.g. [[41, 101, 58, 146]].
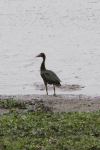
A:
[[0, 0, 100, 96]]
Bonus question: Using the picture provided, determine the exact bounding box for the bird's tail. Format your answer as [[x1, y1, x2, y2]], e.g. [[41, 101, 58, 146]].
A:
[[55, 83, 61, 86]]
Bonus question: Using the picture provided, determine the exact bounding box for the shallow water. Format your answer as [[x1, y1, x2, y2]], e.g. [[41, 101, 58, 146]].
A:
[[0, 0, 100, 96]]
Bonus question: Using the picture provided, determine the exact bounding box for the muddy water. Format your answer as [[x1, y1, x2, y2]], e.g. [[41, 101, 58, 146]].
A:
[[0, 0, 100, 96]]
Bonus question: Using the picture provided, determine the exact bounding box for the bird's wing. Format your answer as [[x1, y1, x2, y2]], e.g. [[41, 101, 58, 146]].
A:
[[41, 70, 61, 83]]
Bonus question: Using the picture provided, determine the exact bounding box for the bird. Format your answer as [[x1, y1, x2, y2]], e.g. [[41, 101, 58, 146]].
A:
[[36, 53, 61, 95]]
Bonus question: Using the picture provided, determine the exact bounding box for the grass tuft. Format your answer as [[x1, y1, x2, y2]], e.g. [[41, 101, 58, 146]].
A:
[[0, 98, 26, 109]]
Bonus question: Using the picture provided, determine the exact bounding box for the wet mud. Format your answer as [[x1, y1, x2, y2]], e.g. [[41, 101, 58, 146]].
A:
[[34, 83, 84, 91], [0, 94, 100, 115]]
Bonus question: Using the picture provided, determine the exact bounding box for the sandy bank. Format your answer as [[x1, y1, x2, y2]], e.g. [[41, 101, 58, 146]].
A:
[[0, 94, 100, 115]]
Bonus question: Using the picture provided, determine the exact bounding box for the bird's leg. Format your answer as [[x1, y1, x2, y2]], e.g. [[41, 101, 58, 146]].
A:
[[45, 83, 48, 95], [53, 85, 56, 96], [46, 85, 48, 95]]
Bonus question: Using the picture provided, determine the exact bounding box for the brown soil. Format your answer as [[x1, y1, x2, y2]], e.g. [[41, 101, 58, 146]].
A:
[[0, 94, 100, 114]]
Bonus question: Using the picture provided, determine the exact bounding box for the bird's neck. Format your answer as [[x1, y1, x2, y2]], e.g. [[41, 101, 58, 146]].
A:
[[41, 57, 46, 71]]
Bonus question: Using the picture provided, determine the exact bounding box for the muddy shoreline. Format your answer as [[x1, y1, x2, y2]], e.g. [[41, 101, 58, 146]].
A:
[[0, 94, 100, 115]]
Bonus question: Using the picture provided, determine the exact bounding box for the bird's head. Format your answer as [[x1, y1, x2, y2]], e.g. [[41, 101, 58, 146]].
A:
[[36, 53, 46, 59]]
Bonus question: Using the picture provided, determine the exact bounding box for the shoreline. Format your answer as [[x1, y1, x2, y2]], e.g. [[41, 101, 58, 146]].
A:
[[0, 94, 100, 114]]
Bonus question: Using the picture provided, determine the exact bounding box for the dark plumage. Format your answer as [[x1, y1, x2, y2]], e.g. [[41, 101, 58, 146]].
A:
[[36, 53, 61, 95]]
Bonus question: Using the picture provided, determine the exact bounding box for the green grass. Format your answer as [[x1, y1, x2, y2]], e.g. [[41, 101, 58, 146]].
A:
[[0, 107, 100, 150], [0, 98, 26, 109]]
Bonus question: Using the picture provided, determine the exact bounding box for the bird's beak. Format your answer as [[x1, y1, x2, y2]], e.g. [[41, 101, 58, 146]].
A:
[[36, 54, 41, 57]]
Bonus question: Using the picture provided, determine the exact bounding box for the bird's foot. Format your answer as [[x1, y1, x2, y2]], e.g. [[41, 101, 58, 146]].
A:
[[53, 94, 57, 97]]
